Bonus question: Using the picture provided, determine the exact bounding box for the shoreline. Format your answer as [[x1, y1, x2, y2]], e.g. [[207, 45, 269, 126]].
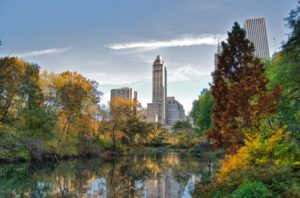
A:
[[0, 145, 213, 166]]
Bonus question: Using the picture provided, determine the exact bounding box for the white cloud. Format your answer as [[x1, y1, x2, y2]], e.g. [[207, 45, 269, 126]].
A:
[[105, 34, 223, 50], [14, 47, 72, 58], [168, 64, 212, 81], [85, 71, 146, 85]]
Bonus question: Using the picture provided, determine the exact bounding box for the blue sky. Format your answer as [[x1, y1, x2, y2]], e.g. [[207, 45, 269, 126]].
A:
[[0, 0, 297, 112]]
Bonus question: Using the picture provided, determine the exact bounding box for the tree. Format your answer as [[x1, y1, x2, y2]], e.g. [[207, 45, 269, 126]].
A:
[[284, 1, 300, 52], [105, 97, 138, 151], [189, 90, 213, 134], [0, 57, 29, 123], [0, 57, 57, 161], [42, 71, 98, 137], [266, 1, 300, 132], [172, 120, 192, 131], [196, 90, 213, 133], [190, 99, 199, 124], [39, 71, 101, 157], [207, 22, 281, 152]]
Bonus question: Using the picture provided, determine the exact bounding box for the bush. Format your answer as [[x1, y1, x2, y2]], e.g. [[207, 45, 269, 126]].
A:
[[172, 120, 192, 131], [194, 165, 300, 198], [217, 127, 300, 180], [77, 135, 103, 157], [168, 129, 201, 148], [230, 181, 273, 198], [0, 124, 30, 162], [194, 126, 300, 198]]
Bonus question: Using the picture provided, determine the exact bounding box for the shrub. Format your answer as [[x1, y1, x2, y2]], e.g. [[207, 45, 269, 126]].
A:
[[168, 129, 202, 148], [77, 135, 103, 157], [230, 181, 273, 198], [194, 166, 300, 198], [217, 127, 300, 181], [194, 126, 300, 197], [0, 124, 30, 162]]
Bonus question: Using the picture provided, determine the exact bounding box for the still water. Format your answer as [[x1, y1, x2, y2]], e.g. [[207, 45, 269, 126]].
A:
[[0, 152, 215, 198]]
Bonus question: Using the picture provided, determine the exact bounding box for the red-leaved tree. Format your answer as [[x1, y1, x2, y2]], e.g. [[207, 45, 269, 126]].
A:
[[207, 22, 281, 153]]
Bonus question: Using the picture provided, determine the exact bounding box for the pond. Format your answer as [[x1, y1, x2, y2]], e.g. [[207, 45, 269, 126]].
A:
[[0, 151, 216, 198]]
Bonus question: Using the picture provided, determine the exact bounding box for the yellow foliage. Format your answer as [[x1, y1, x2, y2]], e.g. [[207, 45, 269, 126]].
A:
[[217, 148, 249, 182], [110, 97, 137, 109], [217, 127, 300, 182]]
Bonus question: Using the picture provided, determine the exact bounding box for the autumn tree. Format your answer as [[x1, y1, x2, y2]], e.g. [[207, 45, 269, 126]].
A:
[[104, 97, 138, 151], [0, 57, 56, 161], [42, 71, 98, 136], [0, 57, 29, 123], [207, 22, 281, 152], [38, 71, 102, 157]]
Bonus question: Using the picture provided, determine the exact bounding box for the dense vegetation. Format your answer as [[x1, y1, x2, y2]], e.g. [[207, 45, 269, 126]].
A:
[[193, 2, 300, 197], [0, 62, 106, 162], [0, 58, 202, 163]]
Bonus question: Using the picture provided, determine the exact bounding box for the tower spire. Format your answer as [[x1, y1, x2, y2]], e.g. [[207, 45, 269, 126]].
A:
[[217, 40, 221, 54], [156, 54, 161, 61]]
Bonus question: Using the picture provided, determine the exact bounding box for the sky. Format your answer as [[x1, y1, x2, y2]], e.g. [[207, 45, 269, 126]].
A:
[[0, 0, 297, 112]]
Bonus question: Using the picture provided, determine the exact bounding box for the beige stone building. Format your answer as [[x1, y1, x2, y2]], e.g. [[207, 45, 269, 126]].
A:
[[147, 55, 167, 125], [166, 97, 186, 126], [147, 55, 186, 126], [110, 87, 137, 101]]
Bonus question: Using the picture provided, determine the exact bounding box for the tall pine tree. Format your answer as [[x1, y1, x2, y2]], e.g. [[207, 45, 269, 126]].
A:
[[207, 22, 281, 152]]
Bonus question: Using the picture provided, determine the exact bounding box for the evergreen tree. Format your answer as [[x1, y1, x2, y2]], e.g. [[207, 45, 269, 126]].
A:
[[207, 22, 281, 152]]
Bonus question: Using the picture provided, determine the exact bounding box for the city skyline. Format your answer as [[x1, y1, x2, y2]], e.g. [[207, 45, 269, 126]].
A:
[[0, 0, 295, 111]]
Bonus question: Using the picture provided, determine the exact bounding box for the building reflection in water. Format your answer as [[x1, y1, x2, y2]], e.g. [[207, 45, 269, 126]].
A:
[[0, 152, 216, 198]]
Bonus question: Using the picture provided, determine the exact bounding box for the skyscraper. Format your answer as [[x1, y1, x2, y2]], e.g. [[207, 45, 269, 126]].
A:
[[244, 17, 270, 59], [166, 97, 186, 126], [110, 87, 138, 113], [147, 55, 167, 124], [110, 87, 137, 101], [214, 41, 222, 70]]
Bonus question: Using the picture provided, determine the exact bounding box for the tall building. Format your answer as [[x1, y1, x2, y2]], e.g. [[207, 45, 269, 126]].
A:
[[110, 87, 137, 101], [244, 17, 270, 59], [147, 55, 167, 125], [214, 42, 222, 70], [93, 90, 103, 121], [166, 97, 186, 126]]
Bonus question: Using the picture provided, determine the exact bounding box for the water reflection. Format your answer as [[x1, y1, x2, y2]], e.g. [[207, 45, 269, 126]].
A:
[[0, 152, 215, 198]]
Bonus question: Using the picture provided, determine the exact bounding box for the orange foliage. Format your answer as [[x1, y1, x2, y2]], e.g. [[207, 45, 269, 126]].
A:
[[217, 147, 249, 182], [40, 71, 99, 138]]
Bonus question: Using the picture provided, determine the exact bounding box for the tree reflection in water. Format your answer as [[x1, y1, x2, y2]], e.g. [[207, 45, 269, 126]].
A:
[[0, 152, 216, 198]]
